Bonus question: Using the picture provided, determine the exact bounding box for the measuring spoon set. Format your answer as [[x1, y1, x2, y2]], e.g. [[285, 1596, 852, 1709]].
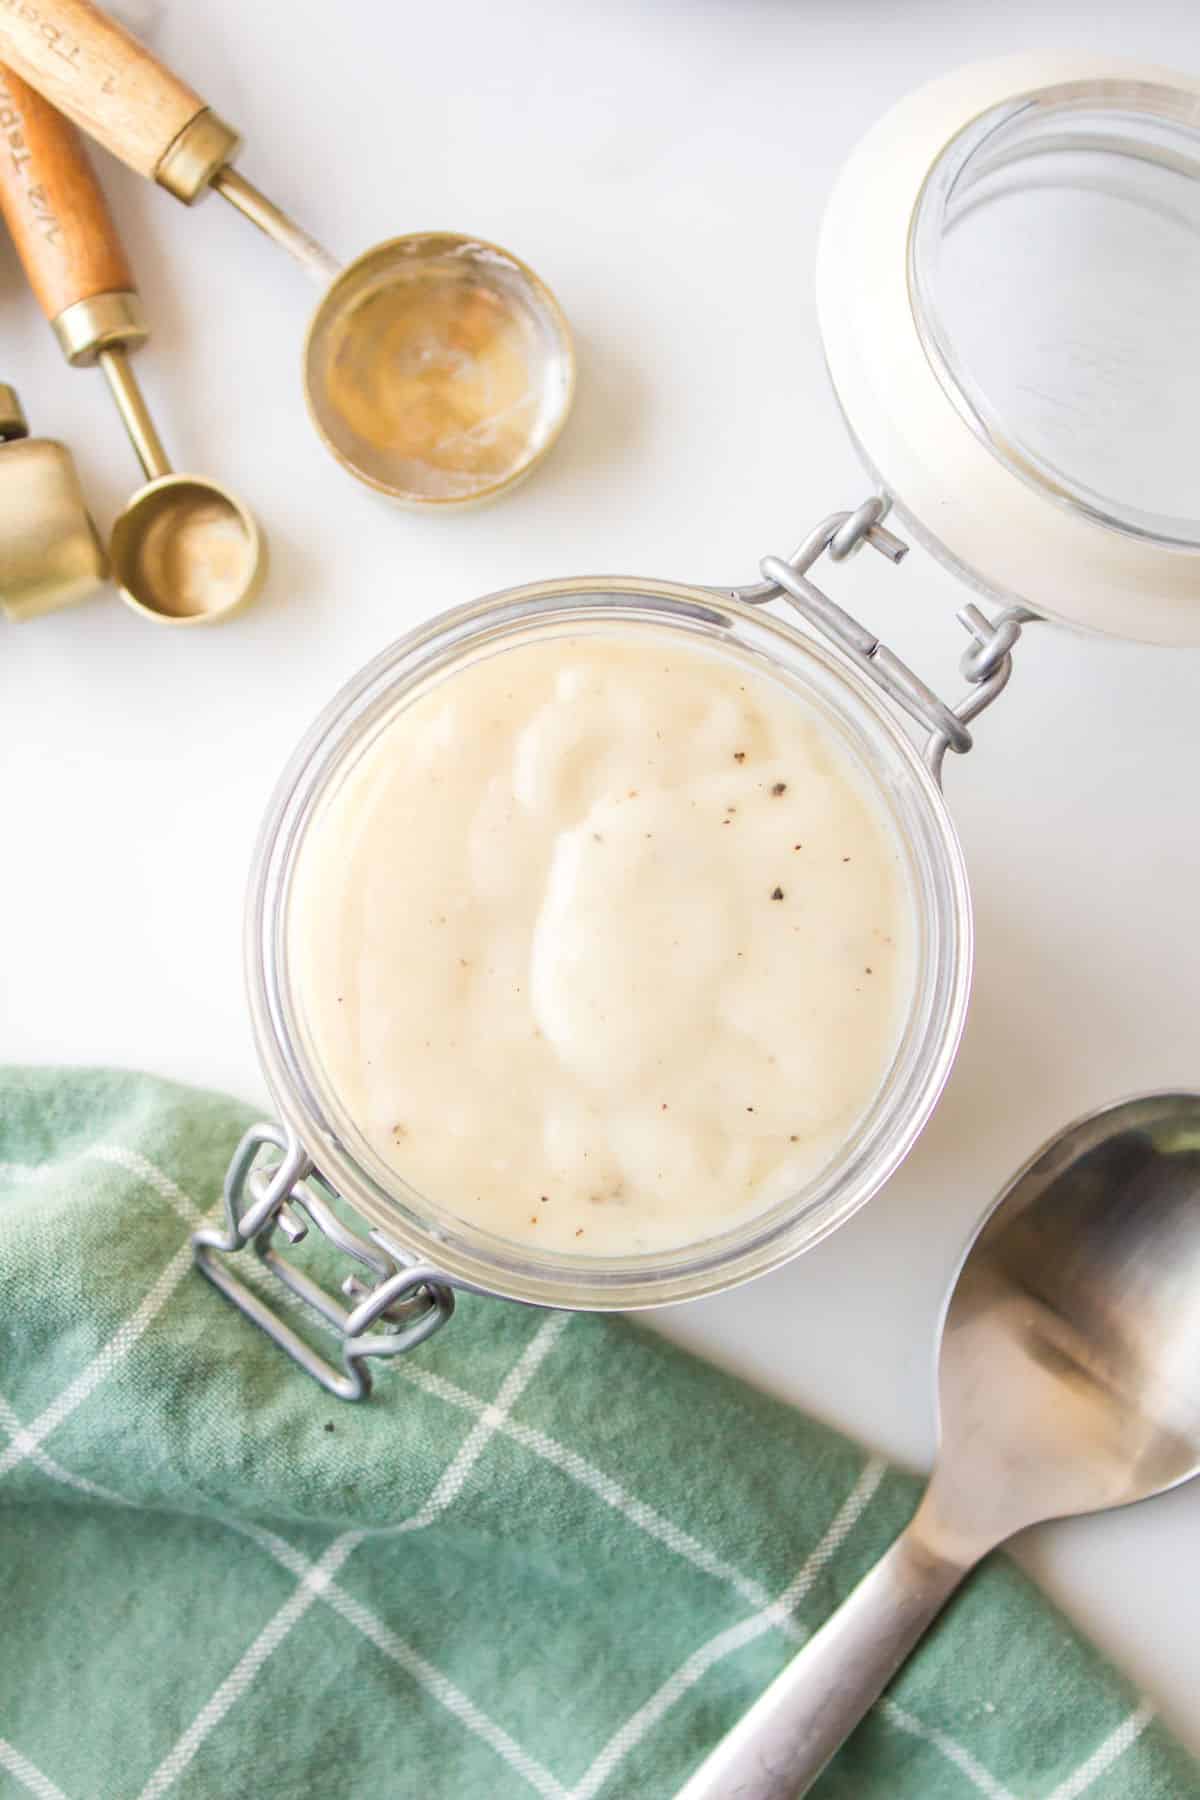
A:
[[0, 0, 574, 626]]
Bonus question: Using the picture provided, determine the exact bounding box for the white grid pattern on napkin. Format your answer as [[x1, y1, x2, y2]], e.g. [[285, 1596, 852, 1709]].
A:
[[0, 1144, 1160, 1800]]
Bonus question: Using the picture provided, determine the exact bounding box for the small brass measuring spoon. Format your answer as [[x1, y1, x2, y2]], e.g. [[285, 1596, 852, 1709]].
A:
[[0, 65, 263, 624], [0, 0, 575, 507], [0, 381, 107, 621]]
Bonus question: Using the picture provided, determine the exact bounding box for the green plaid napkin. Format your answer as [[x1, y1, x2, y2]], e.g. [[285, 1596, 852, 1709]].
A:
[[1, 1067, 1196, 1800]]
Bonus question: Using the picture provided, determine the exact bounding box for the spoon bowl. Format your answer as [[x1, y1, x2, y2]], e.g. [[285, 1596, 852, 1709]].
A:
[[303, 232, 574, 507], [109, 473, 264, 624], [932, 1092, 1200, 1558], [679, 1092, 1200, 1799]]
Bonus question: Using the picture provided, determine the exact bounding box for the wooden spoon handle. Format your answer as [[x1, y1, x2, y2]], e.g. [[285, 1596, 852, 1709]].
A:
[[0, 63, 134, 323], [0, 0, 236, 199]]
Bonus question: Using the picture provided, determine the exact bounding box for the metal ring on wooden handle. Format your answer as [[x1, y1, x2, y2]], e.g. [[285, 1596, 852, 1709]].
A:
[[0, 0, 239, 201]]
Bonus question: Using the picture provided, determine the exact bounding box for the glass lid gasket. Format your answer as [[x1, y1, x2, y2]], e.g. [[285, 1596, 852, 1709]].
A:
[[245, 581, 972, 1311], [909, 83, 1200, 551]]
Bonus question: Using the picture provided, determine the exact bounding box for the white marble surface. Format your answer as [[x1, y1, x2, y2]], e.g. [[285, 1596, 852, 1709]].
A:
[[3, 0, 1199, 1762]]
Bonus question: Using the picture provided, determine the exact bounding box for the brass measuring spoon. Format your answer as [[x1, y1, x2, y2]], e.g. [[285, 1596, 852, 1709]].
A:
[[0, 381, 107, 621], [0, 0, 575, 508], [0, 65, 264, 624]]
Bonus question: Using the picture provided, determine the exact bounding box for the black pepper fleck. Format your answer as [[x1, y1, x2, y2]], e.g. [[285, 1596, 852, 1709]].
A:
[[323, 1421, 335, 1433], [771, 782, 787, 797], [771, 886, 784, 901], [733, 751, 746, 763]]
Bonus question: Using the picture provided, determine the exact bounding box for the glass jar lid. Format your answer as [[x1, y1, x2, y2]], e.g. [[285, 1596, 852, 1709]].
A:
[[818, 55, 1200, 644]]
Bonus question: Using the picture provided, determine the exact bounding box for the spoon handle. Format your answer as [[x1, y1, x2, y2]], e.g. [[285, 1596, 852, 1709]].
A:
[[0, 63, 133, 328], [676, 1521, 973, 1800]]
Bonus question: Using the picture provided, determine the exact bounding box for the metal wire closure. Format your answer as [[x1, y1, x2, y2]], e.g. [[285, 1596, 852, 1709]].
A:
[[193, 1123, 455, 1400], [726, 497, 1028, 786]]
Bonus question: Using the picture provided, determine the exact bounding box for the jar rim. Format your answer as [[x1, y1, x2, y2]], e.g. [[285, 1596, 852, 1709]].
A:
[[910, 87, 1200, 552], [246, 576, 973, 1309]]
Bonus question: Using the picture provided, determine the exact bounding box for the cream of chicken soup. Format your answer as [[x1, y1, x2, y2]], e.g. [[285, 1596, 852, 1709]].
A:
[[288, 631, 916, 1255]]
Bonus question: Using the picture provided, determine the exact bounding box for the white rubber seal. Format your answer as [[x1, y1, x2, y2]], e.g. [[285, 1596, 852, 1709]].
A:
[[817, 54, 1200, 646]]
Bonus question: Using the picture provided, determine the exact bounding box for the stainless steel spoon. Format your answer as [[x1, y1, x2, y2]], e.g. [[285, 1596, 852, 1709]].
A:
[[678, 1092, 1200, 1799]]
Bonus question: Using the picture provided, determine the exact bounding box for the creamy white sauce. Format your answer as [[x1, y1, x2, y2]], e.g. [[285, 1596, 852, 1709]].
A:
[[289, 632, 915, 1255]]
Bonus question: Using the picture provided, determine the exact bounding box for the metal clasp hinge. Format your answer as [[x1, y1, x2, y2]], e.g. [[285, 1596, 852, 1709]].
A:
[[727, 498, 1030, 786], [193, 1123, 455, 1401]]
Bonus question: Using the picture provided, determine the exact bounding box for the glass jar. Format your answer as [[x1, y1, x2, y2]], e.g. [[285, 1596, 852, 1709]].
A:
[[246, 581, 970, 1320], [194, 53, 1200, 1397]]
